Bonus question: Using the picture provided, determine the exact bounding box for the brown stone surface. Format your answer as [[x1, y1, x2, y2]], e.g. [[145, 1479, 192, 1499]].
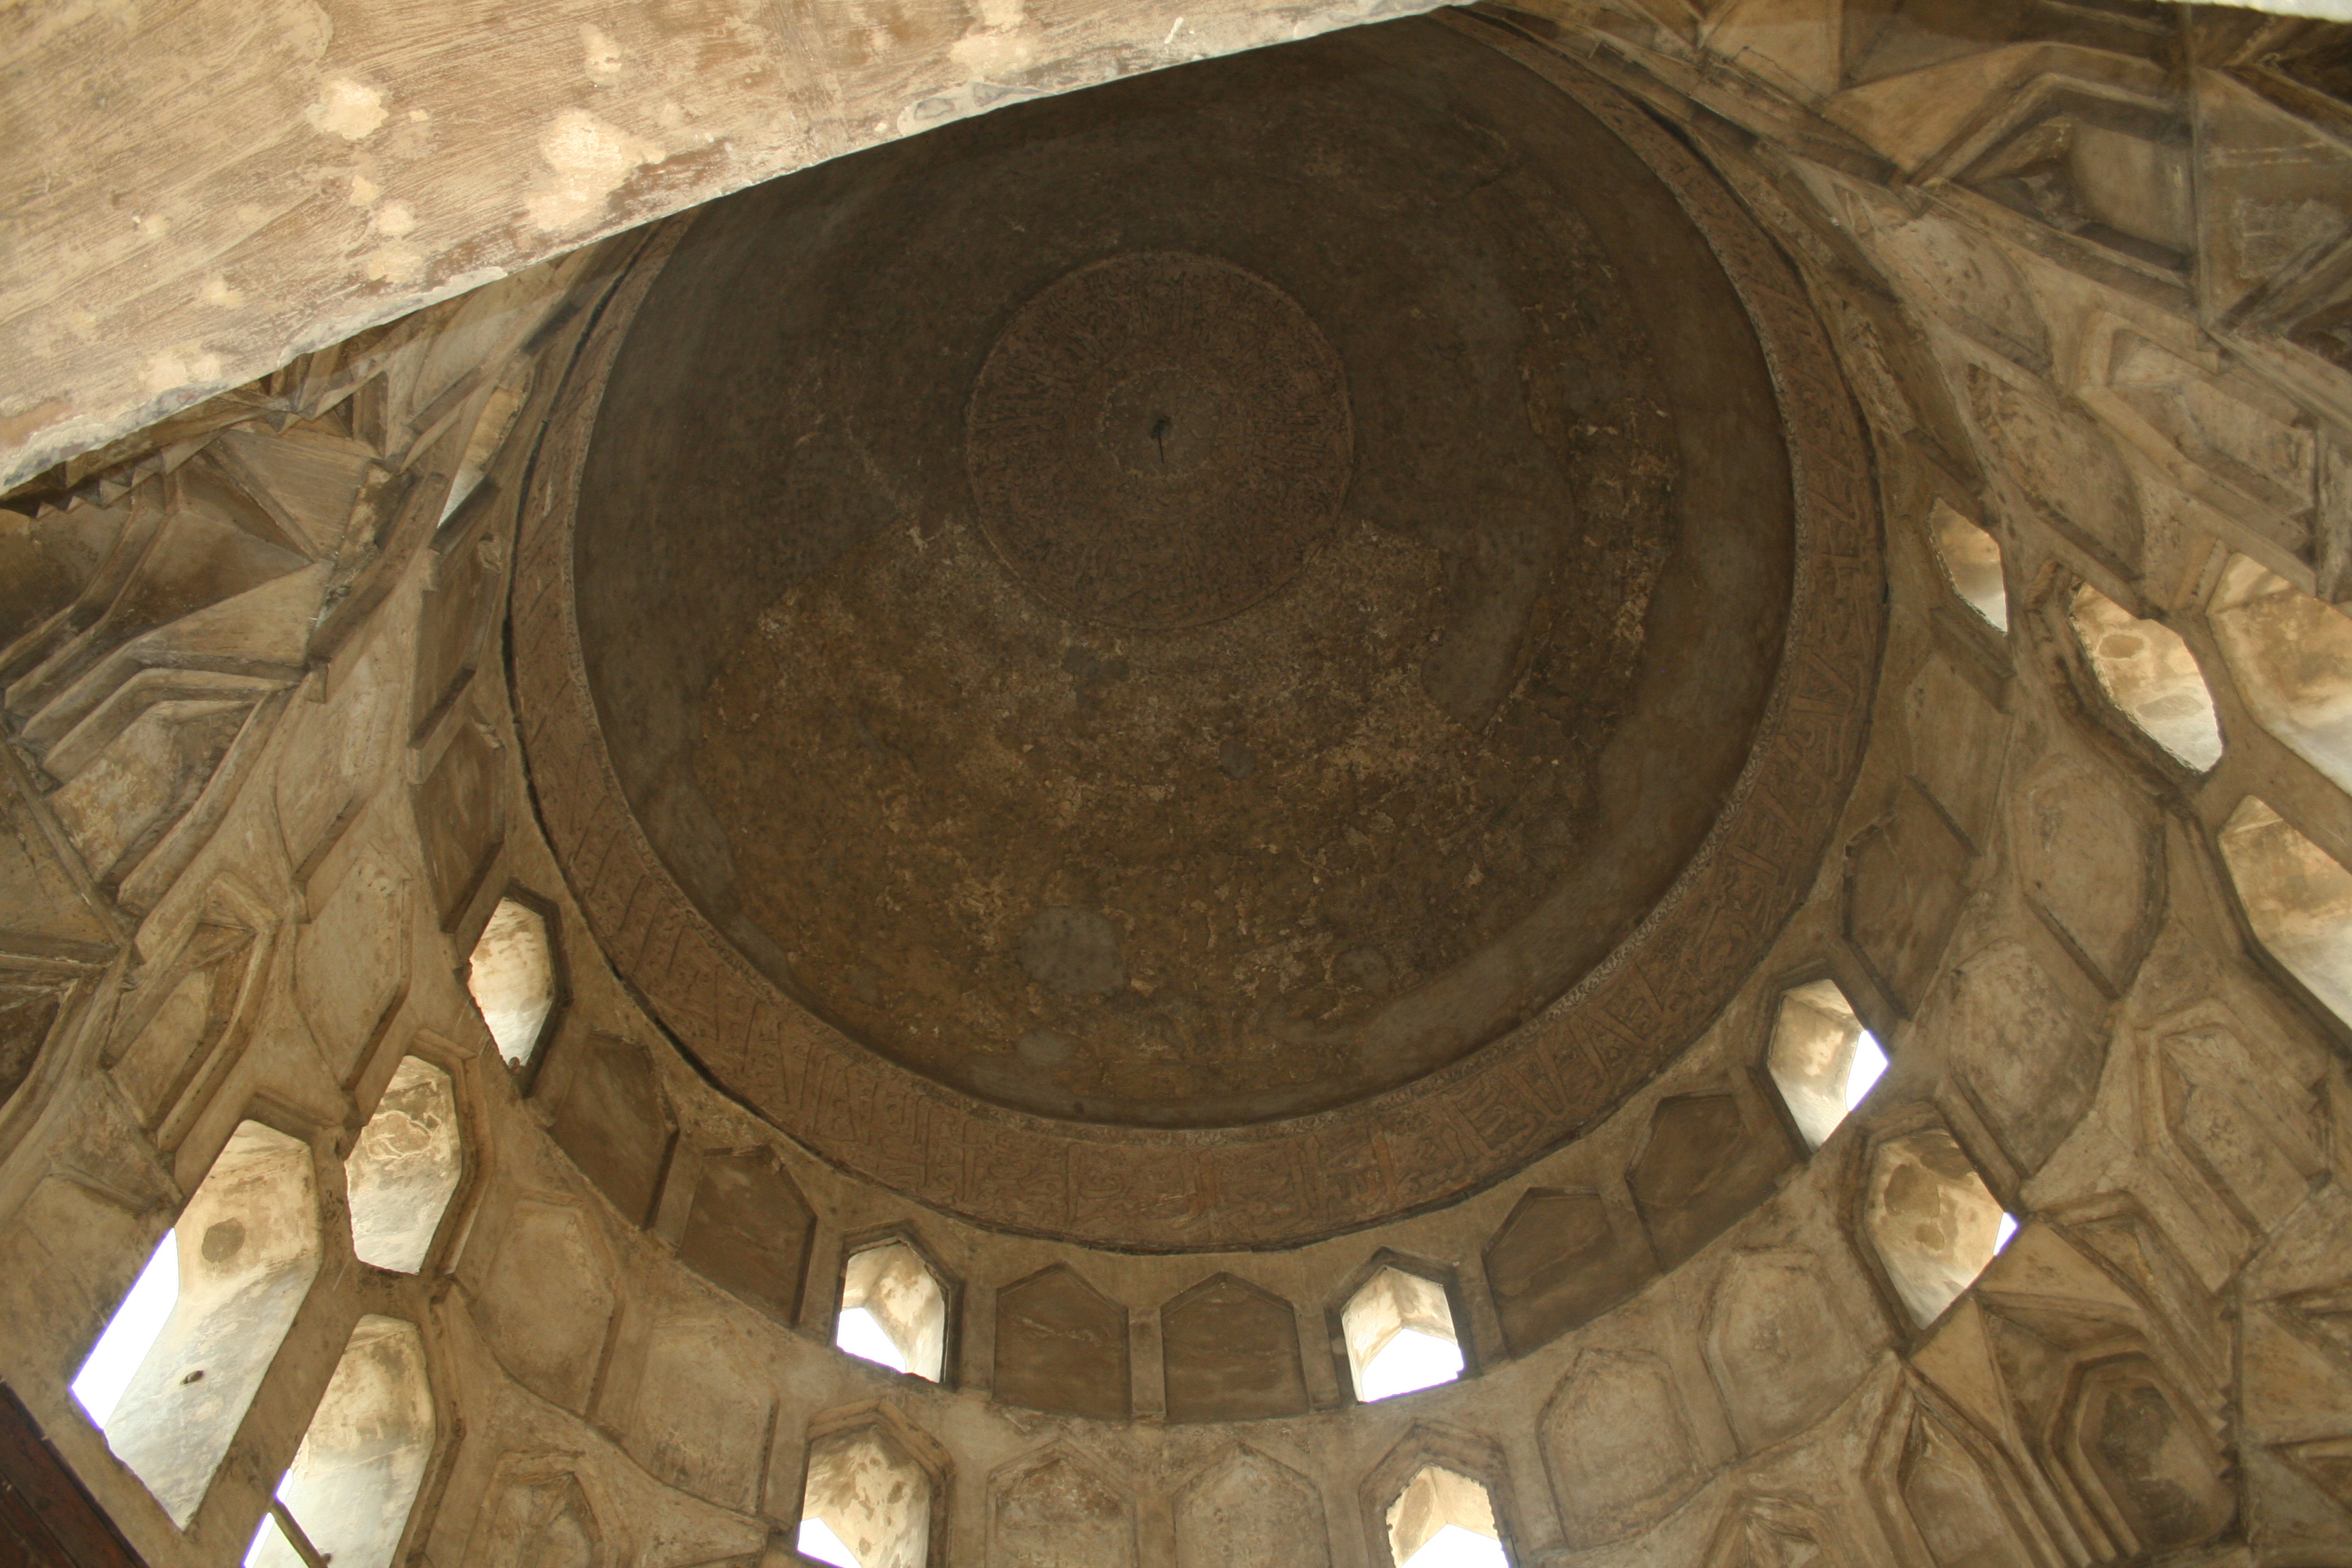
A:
[[1939, 941, 2106, 1174], [510, 19, 1882, 1245], [1159, 1275, 1309, 1424], [1483, 1190, 1655, 1358], [544, 1034, 674, 1227], [1627, 1094, 1797, 1271], [992, 1267, 1130, 1421], [582, 22, 1707, 1128], [414, 723, 501, 930], [677, 1148, 815, 1326], [1173, 1448, 1329, 1568], [1846, 783, 1974, 1013]]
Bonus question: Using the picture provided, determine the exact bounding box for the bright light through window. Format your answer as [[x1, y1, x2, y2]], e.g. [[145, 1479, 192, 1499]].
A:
[[71, 1230, 178, 1427], [1344, 1267, 1464, 1403], [797, 1516, 862, 1568], [834, 1305, 909, 1375], [1388, 1464, 1505, 1568], [1843, 1030, 1889, 1113], [1360, 1326, 1465, 1403], [833, 1241, 947, 1381], [244, 1514, 295, 1568], [1766, 979, 1885, 1149], [798, 1426, 931, 1568], [1995, 1211, 2019, 1253], [1402, 1524, 1509, 1568]]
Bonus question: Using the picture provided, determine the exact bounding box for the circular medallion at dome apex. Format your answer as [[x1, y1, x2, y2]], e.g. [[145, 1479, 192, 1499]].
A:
[[511, 17, 1883, 1248], [968, 252, 1354, 630]]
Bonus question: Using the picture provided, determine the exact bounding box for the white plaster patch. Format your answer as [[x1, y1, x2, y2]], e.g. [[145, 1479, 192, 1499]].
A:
[[374, 201, 417, 238], [525, 108, 662, 232], [438, 267, 506, 295], [365, 245, 425, 284], [308, 78, 388, 141], [142, 350, 222, 394], [582, 25, 625, 83], [201, 276, 243, 308], [951, 26, 1034, 78]]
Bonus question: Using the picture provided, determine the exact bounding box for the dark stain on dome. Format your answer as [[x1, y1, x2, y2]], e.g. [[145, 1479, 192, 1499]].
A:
[[570, 18, 1795, 1126]]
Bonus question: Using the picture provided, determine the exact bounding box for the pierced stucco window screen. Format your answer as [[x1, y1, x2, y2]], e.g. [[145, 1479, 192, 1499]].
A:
[[345, 1056, 463, 1273], [796, 1425, 932, 1568], [1862, 1127, 2017, 1328], [2208, 555, 2352, 791], [1931, 502, 2010, 633], [243, 1315, 435, 1568], [466, 897, 557, 1070], [2070, 583, 2224, 770], [72, 1121, 323, 1526], [2219, 794, 2352, 1028], [1765, 978, 1888, 1150], [834, 1241, 948, 1382], [1343, 1267, 1466, 1402], [1386, 1464, 1509, 1568]]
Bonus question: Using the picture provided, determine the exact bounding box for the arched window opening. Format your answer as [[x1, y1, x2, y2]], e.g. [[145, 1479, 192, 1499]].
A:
[[833, 1241, 947, 1382], [467, 897, 556, 1070], [242, 1316, 434, 1568], [1386, 1464, 1507, 1568], [345, 1056, 463, 1273], [1342, 1267, 1464, 1402], [1863, 1128, 2016, 1328], [796, 1425, 931, 1568], [1765, 978, 1887, 1150], [2208, 555, 2352, 793], [1931, 502, 2009, 634], [2218, 795, 2352, 1025], [71, 1120, 323, 1524], [2068, 584, 2223, 769]]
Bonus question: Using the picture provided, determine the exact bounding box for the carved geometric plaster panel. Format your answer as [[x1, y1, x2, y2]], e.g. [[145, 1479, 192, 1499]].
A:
[[1703, 1249, 1874, 1454], [1173, 1447, 1331, 1568], [1542, 1348, 1708, 1546], [469, 1197, 616, 1416], [990, 1446, 1136, 1568]]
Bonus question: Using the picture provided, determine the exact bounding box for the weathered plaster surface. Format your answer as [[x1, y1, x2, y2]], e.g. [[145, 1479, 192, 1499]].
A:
[[0, 0, 1439, 492]]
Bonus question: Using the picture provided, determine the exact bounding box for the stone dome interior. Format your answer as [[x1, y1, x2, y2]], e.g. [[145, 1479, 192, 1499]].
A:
[[6, 3, 2352, 1567], [568, 22, 1796, 1128]]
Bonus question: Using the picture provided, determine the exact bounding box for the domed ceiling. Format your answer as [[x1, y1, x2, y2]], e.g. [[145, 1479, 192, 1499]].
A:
[[512, 16, 1882, 1247]]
